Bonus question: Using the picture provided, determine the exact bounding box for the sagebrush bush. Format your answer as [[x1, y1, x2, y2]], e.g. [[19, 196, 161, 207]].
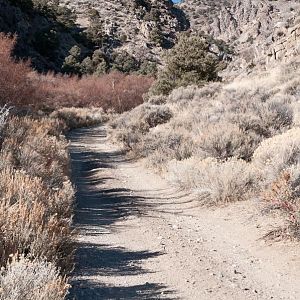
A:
[[253, 128, 300, 184], [168, 157, 258, 206], [1, 117, 70, 188], [0, 256, 69, 300], [110, 103, 173, 149], [262, 171, 300, 240], [198, 121, 257, 161], [0, 116, 75, 275], [50, 107, 109, 129], [111, 56, 300, 237]]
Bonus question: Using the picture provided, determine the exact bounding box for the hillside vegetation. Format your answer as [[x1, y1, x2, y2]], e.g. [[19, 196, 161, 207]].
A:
[[112, 58, 300, 240], [0, 0, 189, 75]]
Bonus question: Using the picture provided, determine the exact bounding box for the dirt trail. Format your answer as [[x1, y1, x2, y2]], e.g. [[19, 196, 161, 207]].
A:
[[68, 126, 300, 300]]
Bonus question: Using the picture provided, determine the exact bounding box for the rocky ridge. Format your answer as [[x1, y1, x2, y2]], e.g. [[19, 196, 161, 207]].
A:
[[180, 0, 300, 76], [61, 0, 189, 62]]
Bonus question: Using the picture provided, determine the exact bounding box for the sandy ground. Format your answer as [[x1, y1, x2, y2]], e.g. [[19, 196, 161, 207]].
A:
[[68, 126, 300, 300]]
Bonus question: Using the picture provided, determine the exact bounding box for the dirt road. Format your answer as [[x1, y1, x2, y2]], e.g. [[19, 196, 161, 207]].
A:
[[68, 126, 300, 300]]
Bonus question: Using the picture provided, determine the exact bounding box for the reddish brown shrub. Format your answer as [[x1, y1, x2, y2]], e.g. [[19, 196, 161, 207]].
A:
[[0, 34, 38, 107], [263, 171, 300, 240], [0, 33, 153, 112], [36, 72, 154, 113]]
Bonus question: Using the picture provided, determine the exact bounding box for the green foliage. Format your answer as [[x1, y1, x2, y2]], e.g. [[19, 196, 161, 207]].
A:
[[80, 50, 108, 75], [151, 34, 226, 95], [137, 60, 158, 77], [111, 51, 139, 73], [85, 9, 105, 47], [69, 45, 81, 59], [149, 27, 165, 47], [54, 6, 77, 29], [62, 46, 81, 74], [80, 57, 94, 75]]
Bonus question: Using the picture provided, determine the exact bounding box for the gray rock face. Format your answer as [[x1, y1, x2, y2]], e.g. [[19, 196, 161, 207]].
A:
[[60, 0, 189, 62], [180, 0, 300, 77]]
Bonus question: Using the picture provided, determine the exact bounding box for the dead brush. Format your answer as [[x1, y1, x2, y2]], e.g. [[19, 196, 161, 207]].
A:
[[0, 255, 69, 300], [0, 172, 74, 273], [262, 171, 300, 240], [1, 116, 70, 187], [0, 115, 75, 279], [50, 107, 109, 129], [0, 34, 39, 107]]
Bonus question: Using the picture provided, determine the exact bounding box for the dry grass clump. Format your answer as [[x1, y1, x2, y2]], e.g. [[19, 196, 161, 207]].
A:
[[253, 128, 300, 185], [0, 256, 69, 300], [110, 103, 173, 150], [168, 157, 258, 206], [0, 112, 75, 297], [50, 107, 109, 129]]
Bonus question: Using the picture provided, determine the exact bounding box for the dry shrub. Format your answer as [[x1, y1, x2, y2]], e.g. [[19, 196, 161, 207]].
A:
[[169, 157, 258, 206], [262, 171, 300, 240], [0, 34, 153, 112], [111, 55, 300, 240], [0, 34, 38, 107], [1, 117, 69, 188], [198, 122, 258, 161], [0, 256, 68, 300], [36, 72, 154, 112], [0, 198, 74, 273], [50, 107, 109, 129], [139, 130, 194, 170], [253, 128, 300, 184], [111, 103, 173, 149], [229, 100, 293, 138], [0, 116, 75, 274]]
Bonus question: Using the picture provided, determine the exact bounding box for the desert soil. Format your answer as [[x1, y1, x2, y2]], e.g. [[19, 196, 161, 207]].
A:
[[68, 126, 300, 300]]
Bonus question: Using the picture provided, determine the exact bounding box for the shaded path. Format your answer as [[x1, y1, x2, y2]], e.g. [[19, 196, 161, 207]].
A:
[[68, 126, 300, 300], [68, 127, 174, 299]]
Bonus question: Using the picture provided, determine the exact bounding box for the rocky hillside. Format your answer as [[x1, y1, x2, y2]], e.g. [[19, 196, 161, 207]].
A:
[[0, 0, 189, 73], [61, 0, 189, 62], [0, 0, 88, 72], [180, 0, 300, 76]]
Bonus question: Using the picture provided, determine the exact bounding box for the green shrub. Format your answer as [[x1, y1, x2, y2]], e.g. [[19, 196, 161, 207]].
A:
[[151, 34, 226, 95]]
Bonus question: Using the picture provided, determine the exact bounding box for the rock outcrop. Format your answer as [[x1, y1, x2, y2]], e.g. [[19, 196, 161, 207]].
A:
[[180, 0, 300, 76], [60, 0, 189, 62]]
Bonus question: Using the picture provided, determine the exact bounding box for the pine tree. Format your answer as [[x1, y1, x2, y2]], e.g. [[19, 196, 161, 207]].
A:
[[152, 34, 226, 95]]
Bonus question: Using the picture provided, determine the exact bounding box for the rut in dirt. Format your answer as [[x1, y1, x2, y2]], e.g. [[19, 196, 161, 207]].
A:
[[67, 126, 175, 300]]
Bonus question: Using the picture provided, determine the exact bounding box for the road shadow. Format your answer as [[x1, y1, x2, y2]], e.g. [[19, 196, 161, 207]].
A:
[[68, 127, 154, 234], [70, 280, 174, 300], [68, 127, 177, 300]]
